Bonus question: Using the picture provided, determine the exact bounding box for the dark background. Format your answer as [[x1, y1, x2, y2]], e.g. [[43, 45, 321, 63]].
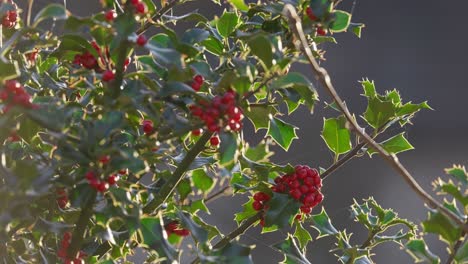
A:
[[17, 0, 468, 263]]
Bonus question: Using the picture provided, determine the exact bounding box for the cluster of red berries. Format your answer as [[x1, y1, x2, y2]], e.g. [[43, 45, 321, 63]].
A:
[[141, 119, 154, 136], [252, 165, 324, 225], [85, 156, 124, 193], [1, 0, 18, 28], [305, 7, 327, 36], [104, 10, 117, 22], [129, 0, 146, 15], [73, 41, 131, 83], [0, 80, 38, 113], [190, 90, 243, 138], [190, 75, 204, 92], [165, 221, 190, 237], [56, 188, 69, 209], [57, 232, 86, 264]]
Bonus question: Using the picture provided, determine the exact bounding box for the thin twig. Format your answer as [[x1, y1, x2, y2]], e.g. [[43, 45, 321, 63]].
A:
[[204, 185, 231, 204], [136, 0, 180, 35], [446, 230, 466, 264], [283, 4, 468, 232]]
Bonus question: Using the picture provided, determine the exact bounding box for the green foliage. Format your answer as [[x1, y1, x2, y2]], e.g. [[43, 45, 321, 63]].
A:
[[0, 0, 451, 263]]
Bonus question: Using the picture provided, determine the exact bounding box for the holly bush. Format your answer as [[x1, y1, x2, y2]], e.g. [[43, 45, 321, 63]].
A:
[[0, 0, 466, 263]]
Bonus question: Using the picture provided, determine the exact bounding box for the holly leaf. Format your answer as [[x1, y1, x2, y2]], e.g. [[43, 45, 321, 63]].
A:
[[310, 207, 338, 238], [219, 132, 238, 166], [321, 115, 352, 155], [367, 133, 414, 157], [192, 169, 214, 193], [330, 10, 351, 32], [33, 4, 67, 27], [177, 211, 209, 244], [273, 235, 311, 264], [247, 35, 273, 69], [405, 239, 440, 264], [294, 222, 312, 250], [217, 12, 240, 38], [227, 0, 249, 11], [267, 117, 298, 151], [445, 165, 468, 184], [140, 218, 178, 261], [422, 209, 462, 247], [235, 198, 258, 224], [264, 193, 301, 228]]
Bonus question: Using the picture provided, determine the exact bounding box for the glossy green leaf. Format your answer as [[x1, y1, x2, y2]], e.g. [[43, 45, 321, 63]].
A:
[[0, 60, 19, 81], [217, 12, 240, 38], [247, 35, 273, 69], [330, 10, 351, 32], [219, 132, 238, 165], [228, 0, 249, 11], [178, 211, 208, 243], [310, 208, 338, 238], [264, 193, 301, 228], [405, 239, 440, 264], [140, 218, 177, 261], [235, 198, 258, 224], [322, 116, 352, 155], [267, 117, 298, 151], [445, 165, 468, 184], [368, 133, 414, 157], [294, 223, 312, 250], [192, 169, 214, 193], [350, 23, 365, 38], [422, 210, 462, 247], [273, 235, 311, 264], [244, 105, 276, 131], [33, 4, 67, 27]]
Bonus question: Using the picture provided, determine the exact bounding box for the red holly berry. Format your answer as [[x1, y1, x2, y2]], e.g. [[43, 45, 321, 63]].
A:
[[252, 201, 263, 211], [210, 135, 220, 146], [142, 120, 154, 135], [191, 81, 201, 91], [317, 27, 327, 36], [97, 181, 109, 193], [107, 174, 119, 185], [194, 75, 204, 84], [192, 128, 203, 136], [102, 70, 115, 82], [135, 2, 146, 14], [136, 35, 147, 46], [1, 1, 18, 29], [118, 169, 127, 175], [295, 214, 302, 221], [99, 155, 110, 164], [306, 7, 317, 21], [26, 50, 38, 62], [105, 10, 117, 21], [85, 171, 96, 180]]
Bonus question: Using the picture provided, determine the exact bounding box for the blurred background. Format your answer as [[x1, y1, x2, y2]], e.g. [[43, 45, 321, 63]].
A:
[[15, 0, 468, 262]]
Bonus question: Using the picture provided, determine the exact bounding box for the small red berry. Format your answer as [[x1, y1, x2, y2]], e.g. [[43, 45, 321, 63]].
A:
[[295, 214, 302, 221], [191, 81, 201, 91], [136, 35, 147, 46], [210, 135, 220, 146], [299, 185, 309, 194], [99, 155, 111, 164], [102, 70, 115, 82], [194, 75, 204, 84], [192, 128, 203, 136], [252, 201, 262, 211], [142, 120, 154, 135], [317, 27, 327, 36], [97, 181, 109, 193], [315, 192, 324, 203], [289, 189, 302, 200], [300, 206, 312, 214], [85, 171, 96, 180], [118, 169, 127, 175], [135, 2, 146, 14], [105, 10, 117, 22], [306, 7, 317, 21], [107, 174, 119, 185]]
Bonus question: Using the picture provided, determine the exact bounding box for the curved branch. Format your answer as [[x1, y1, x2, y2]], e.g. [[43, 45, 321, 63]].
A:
[[137, 0, 180, 35], [282, 4, 467, 232]]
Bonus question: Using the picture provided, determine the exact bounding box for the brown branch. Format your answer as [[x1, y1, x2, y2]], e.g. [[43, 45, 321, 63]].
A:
[[204, 186, 231, 204], [282, 4, 468, 232]]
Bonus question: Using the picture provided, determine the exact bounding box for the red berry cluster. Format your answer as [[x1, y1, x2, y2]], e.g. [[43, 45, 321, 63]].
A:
[[190, 75, 204, 91], [165, 221, 190, 237], [0, 80, 38, 113], [1, 0, 18, 28], [189, 90, 244, 135], [85, 156, 122, 193], [72, 41, 130, 82], [252, 165, 324, 225], [57, 232, 86, 264], [305, 7, 327, 36], [56, 188, 69, 209], [129, 0, 147, 15], [141, 119, 153, 135]]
